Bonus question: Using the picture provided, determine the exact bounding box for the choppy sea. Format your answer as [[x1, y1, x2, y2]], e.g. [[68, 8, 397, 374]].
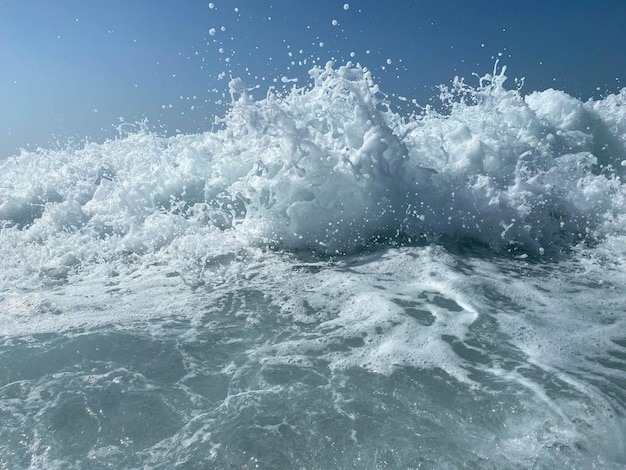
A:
[[1, 63, 625, 468]]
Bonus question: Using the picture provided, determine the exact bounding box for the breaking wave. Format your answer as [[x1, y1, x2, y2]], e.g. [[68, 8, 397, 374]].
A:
[[1, 62, 625, 288]]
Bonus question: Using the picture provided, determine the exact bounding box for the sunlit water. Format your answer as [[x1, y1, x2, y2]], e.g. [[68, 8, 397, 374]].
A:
[[1, 63, 626, 468]]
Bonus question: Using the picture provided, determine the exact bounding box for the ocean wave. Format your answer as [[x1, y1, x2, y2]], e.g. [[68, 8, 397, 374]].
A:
[[1, 62, 625, 286]]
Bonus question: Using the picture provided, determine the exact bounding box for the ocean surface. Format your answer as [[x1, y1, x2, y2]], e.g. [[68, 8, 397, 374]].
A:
[[1, 62, 626, 469]]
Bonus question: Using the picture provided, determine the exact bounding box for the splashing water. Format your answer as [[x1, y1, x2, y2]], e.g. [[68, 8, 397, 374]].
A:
[[1, 63, 626, 469], [1, 62, 625, 282]]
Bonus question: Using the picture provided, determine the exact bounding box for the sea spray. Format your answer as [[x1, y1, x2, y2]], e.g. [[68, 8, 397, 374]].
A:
[[2, 62, 625, 290], [1, 64, 626, 468]]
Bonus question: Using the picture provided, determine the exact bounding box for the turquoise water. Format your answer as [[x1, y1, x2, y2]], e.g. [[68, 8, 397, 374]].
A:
[[1, 63, 626, 468]]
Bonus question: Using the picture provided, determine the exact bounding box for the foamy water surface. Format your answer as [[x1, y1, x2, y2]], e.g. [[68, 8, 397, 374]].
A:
[[1, 62, 626, 468]]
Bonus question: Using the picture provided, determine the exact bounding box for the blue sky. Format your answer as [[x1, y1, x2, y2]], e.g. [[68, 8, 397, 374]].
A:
[[1, 0, 625, 158]]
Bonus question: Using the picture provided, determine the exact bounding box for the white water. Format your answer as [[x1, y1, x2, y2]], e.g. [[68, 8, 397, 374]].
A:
[[1, 63, 626, 468]]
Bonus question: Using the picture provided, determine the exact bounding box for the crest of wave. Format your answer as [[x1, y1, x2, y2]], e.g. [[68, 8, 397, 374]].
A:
[[1, 61, 625, 287], [222, 60, 626, 257]]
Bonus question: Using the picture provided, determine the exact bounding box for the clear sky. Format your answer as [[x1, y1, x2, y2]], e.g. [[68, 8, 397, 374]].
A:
[[1, 0, 625, 159]]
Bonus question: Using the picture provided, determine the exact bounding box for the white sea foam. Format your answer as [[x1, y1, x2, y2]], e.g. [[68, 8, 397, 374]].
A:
[[1, 62, 625, 291], [0, 63, 625, 407], [2, 62, 626, 466]]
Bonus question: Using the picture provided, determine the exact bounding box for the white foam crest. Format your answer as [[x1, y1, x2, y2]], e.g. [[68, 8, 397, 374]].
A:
[[1, 63, 626, 288], [198, 62, 626, 257], [223, 61, 429, 254], [404, 66, 626, 254]]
